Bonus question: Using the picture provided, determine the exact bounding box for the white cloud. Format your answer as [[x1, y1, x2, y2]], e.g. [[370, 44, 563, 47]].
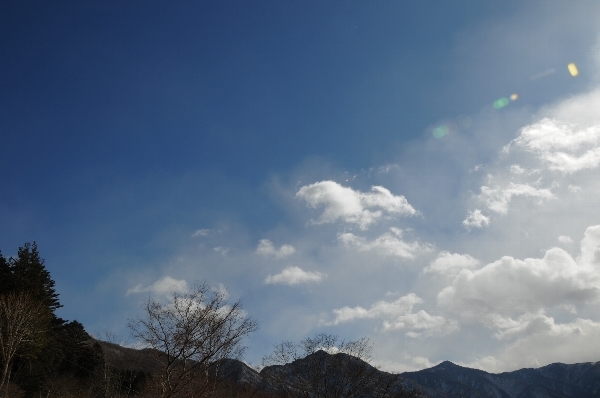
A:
[[463, 314, 600, 373], [192, 229, 211, 237], [255, 239, 297, 259], [438, 225, 600, 319], [328, 293, 422, 324], [374, 355, 441, 373], [378, 164, 401, 173], [462, 209, 490, 229], [326, 293, 456, 337], [126, 276, 188, 296], [490, 312, 560, 341], [265, 266, 325, 285], [558, 235, 573, 244], [338, 227, 432, 259], [214, 246, 230, 256], [509, 118, 600, 174], [509, 165, 525, 174], [212, 283, 230, 299], [296, 181, 417, 230], [423, 251, 480, 278], [478, 182, 554, 214]]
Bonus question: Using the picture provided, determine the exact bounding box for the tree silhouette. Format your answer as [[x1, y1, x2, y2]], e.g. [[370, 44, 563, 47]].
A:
[[129, 281, 259, 398], [262, 334, 417, 398]]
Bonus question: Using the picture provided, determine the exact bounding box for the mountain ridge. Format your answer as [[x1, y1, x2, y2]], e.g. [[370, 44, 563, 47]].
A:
[[98, 341, 600, 397], [401, 359, 600, 397]]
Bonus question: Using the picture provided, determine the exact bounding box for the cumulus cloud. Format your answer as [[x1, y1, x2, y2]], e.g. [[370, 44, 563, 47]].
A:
[[423, 251, 480, 278], [265, 266, 325, 285], [126, 276, 188, 296], [338, 227, 432, 259], [438, 225, 600, 318], [509, 118, 600, 174], [477, 183, 554, 214], [326, 293, 456, 337], [296, 181, 417, 230], [462, 209, 490, 229], [255, 239, 297, 259], [558, 235, 573, 244], [464, 315, 600, 373]]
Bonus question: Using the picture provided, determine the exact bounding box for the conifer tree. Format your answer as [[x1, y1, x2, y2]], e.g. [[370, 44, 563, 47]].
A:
[[9, 242, 61, 313], [0, 243, 105, 396], [0, 252, 14, 294]]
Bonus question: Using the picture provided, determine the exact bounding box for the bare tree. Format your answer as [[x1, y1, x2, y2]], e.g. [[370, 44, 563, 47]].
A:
[[0, 292, 51, 397], [262, 334, 415, 398], [128, 281, 258, 398]]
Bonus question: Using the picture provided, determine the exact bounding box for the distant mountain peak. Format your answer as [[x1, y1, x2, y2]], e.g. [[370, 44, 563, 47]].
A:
[[402, 359, 600, 398]]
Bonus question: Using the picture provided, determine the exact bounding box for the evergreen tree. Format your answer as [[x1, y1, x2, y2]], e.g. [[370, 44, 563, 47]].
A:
[[0, 251, 14, 293], [0, 242, 106, 396], [9, 242, 61, 313]]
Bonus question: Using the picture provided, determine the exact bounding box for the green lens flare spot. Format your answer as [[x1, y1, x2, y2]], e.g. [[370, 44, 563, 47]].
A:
[[493, 97, 509, 109], [433, 125, 449, 138]]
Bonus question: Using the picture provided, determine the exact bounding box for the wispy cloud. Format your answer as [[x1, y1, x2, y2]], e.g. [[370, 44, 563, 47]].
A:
[[214, 246, 230, 256], [423, 251, 480, 278], [478, 183, 554, 215], [126, 276, 188, 296], [265, 266, 325, 285], [338, 227, 432, 259], [255, 239, 296, 259], [462, 209, 490, 229], [325, 293, 456, 337], [192, 229, 212, 237]]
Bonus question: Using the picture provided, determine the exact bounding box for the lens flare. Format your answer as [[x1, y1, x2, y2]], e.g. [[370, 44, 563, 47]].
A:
[[568, 63, 579, 77], [510, 93, 518, 101], [432, 125, 449, 138], [493, 97, 509, 109]]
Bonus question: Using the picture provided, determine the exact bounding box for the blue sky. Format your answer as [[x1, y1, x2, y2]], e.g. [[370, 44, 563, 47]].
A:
[[3, 0, 600, 372]]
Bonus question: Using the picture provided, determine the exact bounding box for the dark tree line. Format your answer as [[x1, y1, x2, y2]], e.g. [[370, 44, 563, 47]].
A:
[[0, 242, 151, 397], [0, 243, 259, 398]]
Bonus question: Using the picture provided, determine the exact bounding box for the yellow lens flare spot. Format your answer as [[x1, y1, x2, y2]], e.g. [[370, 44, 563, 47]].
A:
[[510, 93, 518, 101], [568, 63, 579, 77]]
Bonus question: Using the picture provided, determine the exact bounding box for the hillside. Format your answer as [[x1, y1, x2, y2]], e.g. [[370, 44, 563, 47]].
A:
[[401, 360, 600, 398], [98, 341, 600, 397]]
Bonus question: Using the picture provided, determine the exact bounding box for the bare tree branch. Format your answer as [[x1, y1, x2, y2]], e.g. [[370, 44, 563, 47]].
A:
[[0, 292, 51, 397], [128, 281, 258, 398]]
